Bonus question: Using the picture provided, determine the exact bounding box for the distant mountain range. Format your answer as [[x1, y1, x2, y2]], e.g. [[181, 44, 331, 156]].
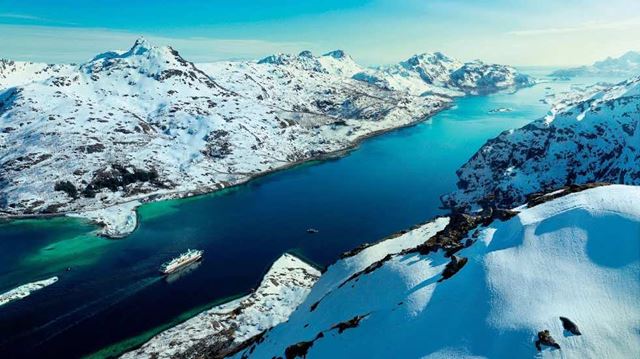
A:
[[551, 51, 640, 78], [0, 38, 533, 236]]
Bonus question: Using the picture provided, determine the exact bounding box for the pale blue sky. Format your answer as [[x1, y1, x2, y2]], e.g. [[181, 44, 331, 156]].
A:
[[1, 0, 639, 66]]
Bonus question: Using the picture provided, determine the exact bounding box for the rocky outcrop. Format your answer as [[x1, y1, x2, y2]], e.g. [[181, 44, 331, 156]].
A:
[[560, 316, 582, 336], [535, 330, 560, 351], [438, 255, 468, 282]]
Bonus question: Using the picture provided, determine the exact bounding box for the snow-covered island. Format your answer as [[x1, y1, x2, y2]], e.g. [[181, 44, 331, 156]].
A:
[[550, 50, 640, 78], [0, 38, 533, 237], [120, 253, 320, 359], [0, 276, 59, 307], [488, 107, 513, 114]]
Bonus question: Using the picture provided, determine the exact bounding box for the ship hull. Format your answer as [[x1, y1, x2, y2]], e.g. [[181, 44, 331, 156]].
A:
[[160, 255, 203, 275]]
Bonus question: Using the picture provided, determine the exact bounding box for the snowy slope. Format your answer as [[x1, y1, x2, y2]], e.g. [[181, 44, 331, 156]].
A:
[[121, 253, 320, 359], [551, 51, 640, 78], [0, 59, 73, 89], [443, 76, 640, 210], [0, 39, 446, 236], [232, 185, 640, 358], [352, 52, 534, 96]]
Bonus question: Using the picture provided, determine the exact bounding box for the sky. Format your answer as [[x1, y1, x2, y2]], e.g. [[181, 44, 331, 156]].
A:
[[1, 0, 639, 66]]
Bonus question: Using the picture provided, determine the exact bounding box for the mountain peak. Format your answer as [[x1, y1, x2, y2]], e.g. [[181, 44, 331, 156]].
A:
[[298, 50, 313, 58], [323, 50, 348, 60], [403, 52, 458, 67], [126, 37, 153, 56]]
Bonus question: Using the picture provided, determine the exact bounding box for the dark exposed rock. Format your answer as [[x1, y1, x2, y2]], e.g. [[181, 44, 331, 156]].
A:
[[438, 255, 468, 282], [339, 242, 371, 259], [331, 314, 367, 334], [202, 129, 233, 159], [535, 330, 560, 351], [83, 164, 160, 197], [54, 180, 78, 199], [560, 316, 582, 336], [284, 332, 324, 359], [526, 183, 608, 208], [76, 143, 105, 154], [338, 254, 392, 288], [408, 212, 484, 257]]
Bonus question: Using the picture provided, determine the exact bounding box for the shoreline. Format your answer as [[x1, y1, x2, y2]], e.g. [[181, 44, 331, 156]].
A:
[[0, 102, 453, 237], [110, 252, 321, 359]]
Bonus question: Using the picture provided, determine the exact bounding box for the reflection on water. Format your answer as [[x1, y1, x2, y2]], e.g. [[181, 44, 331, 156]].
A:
[[164, 261, 202, 284]]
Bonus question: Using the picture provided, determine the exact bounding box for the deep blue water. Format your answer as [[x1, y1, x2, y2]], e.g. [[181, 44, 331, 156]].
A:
[[0, 72, 613, 358]]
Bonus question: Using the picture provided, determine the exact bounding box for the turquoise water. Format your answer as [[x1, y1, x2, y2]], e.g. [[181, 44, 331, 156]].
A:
[[0, 72, 616, 358]]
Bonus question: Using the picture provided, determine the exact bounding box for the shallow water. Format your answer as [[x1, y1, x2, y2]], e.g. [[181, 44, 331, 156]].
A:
[[0, 71, 620, 358]]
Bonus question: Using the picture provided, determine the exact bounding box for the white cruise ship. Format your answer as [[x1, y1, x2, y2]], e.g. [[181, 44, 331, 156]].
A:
[[160, 249, 203, 274]]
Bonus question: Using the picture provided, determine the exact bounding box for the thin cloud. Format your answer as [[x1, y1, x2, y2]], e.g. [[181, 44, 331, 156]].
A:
[[0, 12, 77, 25], [0, 13, 44, 20], [508, 17, 640, 36], [0, 24, 316, 63]]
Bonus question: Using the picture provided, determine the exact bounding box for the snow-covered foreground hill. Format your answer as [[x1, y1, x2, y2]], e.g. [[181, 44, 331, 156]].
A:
[[0, 39, 533, 237], [443, 76, 640, 210], [231, 185, 640, 358]]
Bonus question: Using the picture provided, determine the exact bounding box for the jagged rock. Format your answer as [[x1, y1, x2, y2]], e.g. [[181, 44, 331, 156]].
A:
[[331, 315, 367, 334], [560, 316, 582, 336], [535, 330, 560, 351], [438, 255, 468, 282], [284, 332, 324, 359], [54, 180, 78, 198]]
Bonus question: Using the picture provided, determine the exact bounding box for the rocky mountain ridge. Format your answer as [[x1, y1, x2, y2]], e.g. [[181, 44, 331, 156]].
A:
[[442, 76, 640, 210]]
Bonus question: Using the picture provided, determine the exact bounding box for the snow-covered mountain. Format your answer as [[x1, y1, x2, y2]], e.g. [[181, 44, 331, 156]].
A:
[[0, 59, 72, 89], [352, 52, 534, 96], [442, 76, 640, 210], [551, 51, 640, 78], [252, 49, 363, 77], [228, 184, 640, 358], [0, 39, 446, 236]]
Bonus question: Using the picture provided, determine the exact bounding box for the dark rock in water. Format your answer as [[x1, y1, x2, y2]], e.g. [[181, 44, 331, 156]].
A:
[[535, 330, 560, 351], [438, 255, 468, 282], [560, 316, 582, 335]]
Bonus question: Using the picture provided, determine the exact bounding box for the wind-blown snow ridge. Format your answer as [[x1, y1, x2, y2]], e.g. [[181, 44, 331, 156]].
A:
[[232, 185, 640, 358], [120, 253, 320, 359], [442, 76, 640, 210]]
